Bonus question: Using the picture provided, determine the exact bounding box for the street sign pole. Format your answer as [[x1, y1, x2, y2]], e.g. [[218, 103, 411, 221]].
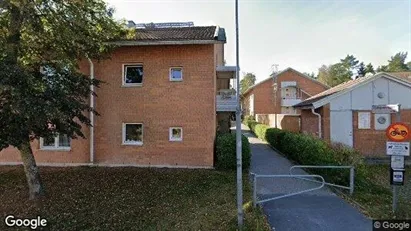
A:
[[392, 104, 401, 213], [234, 0, 243, 228]]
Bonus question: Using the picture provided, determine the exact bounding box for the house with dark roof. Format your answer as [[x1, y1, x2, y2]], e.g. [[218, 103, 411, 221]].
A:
[[294, 73, 411, 157], [241, 67, 329, 116], [0, 22, 236, 168]]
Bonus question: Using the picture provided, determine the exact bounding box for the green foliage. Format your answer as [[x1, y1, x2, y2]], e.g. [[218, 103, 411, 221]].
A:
[[340, 54, 359, 70], [215, 133, 251, 170], [247, 121, 367, 186], [365, 63, 375, 75], [386, 52, 409, 72], [265, 128, 286, 148], [240, 72, 256, 94], [303, 72, 316, 79], [356, 62, 366, 78], [254, 124, 269, 141], [0, 62, 101, 149], [0, 1, 125, 150], [243, 115, 254, 123]]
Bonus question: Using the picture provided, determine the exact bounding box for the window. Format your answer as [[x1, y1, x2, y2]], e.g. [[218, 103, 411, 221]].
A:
[[170, 67, 183, 81], [123, 65, 144, 86], [123, 123, 143, 145], [169, 127, 183, 141], [40, 134, 71, 150]]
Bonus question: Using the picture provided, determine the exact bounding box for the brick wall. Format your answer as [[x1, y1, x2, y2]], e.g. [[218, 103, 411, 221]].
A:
[[0, 44, 217, 167], [300, 105, 330, 140], [242, 69, 328, 116], [256, 114, 300, 132], [300, 109, 320, 137], [321, 105, 331, 142], [353, 109, 411, 157]]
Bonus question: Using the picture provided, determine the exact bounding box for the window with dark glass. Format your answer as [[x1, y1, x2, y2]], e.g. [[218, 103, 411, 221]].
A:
[[124, 65, 144, 85], [123, 123, 143, 145]]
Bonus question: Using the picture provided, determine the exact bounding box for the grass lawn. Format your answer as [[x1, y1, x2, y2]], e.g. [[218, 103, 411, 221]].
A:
[[0, 166, 269, 231], [342, 165, 411, 219]]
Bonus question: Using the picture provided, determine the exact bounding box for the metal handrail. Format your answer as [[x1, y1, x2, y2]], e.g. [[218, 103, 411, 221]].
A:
[[289, 165, 355, 195], [251, 173, 325, 207]]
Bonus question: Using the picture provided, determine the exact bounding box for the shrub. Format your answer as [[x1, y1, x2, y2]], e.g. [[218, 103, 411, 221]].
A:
[[243, 115, 254, 123], [247, 120, 367, 186], [247, 120, 258, 131], [254, 124, 269, 141], [215, 133, 251, 170], [265, 128, 286, 149]]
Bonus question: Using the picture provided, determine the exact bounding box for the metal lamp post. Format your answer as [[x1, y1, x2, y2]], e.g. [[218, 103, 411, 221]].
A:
[[234, 0, 243, 228]]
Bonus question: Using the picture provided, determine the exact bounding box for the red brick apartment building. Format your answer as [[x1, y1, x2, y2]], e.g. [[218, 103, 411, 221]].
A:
[[0, 22, 236, 168], [241, 68, 328, 116], [295, 72, 411, 157]]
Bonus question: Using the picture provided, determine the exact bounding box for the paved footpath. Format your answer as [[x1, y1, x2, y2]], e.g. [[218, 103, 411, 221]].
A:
[[240, 124, 372, 231]]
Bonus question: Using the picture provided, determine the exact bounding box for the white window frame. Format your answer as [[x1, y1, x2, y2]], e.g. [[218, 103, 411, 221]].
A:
[[169, 127, 183, 142], [122, 123, 143, 146], [169, 67, 183, 82], [122, 64, 144, 87], [39, 135, 71, 151]]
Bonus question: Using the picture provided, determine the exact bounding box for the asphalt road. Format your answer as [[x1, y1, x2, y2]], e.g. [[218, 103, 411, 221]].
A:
[[241, 124, 372, 231]]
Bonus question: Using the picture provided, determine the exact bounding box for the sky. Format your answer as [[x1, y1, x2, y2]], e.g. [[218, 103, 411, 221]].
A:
[[106, 0, 411, 83]]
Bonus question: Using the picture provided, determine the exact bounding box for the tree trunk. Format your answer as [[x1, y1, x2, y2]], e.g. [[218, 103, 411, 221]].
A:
[[18, 140, 45, 200]]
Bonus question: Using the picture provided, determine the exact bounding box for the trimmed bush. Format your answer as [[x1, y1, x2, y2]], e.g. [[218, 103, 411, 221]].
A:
[[246, 120, 367, 186], [254, 124, 269, 141], [243, 115, 254, 123], [215, 133, 251, 170], [265, 128, 286, 148]]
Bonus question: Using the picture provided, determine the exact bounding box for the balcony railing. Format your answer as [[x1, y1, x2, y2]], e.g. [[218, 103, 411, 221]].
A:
[[216, 89, 237, 112], [281, 98, 302, 107]]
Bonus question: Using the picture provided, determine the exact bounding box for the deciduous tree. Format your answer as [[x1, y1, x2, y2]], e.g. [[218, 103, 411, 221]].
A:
[[0, 0, 127, 199], [240, 72, 256, 94]]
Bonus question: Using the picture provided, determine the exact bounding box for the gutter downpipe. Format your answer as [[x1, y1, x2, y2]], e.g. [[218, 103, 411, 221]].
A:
[[311, 108, 322, 139], [87, 58, 95, 164]]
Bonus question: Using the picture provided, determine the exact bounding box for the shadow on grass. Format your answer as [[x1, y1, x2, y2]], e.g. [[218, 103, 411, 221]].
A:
[[0, 166, 270, 231]]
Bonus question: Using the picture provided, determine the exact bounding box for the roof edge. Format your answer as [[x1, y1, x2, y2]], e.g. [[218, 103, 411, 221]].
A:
[[242, 67, 329, 97], [109, 40, 224, 46], [311, 73, 411, 109]]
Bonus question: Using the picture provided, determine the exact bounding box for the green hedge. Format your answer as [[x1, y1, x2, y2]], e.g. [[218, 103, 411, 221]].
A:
[[215, 133, 251, 170], [245, 120, 367, 185]]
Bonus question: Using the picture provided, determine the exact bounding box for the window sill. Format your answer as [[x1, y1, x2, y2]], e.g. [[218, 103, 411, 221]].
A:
[[122, 142, 143, 146], [122, 84, 143, 88], [40, 147, 71, 152], [170, 79, 183, 82], [169, 139, 183, 142]]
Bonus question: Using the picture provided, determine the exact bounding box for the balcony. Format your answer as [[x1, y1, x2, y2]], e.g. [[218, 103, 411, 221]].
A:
[[217, 66, 236, 79], [281, 98, 302, 107], [281, 81, 297, 88], [216, 89, 237, 112]]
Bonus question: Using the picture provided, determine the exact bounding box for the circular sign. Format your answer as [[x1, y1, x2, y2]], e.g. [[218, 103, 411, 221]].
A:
[[386, 122, 410, 142]]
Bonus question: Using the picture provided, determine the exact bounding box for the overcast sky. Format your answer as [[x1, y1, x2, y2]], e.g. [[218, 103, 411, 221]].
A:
[[106, 0, 411, 83]]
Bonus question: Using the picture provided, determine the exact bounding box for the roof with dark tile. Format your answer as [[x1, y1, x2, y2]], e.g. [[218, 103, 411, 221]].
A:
[[132, 26, 224, 42]]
